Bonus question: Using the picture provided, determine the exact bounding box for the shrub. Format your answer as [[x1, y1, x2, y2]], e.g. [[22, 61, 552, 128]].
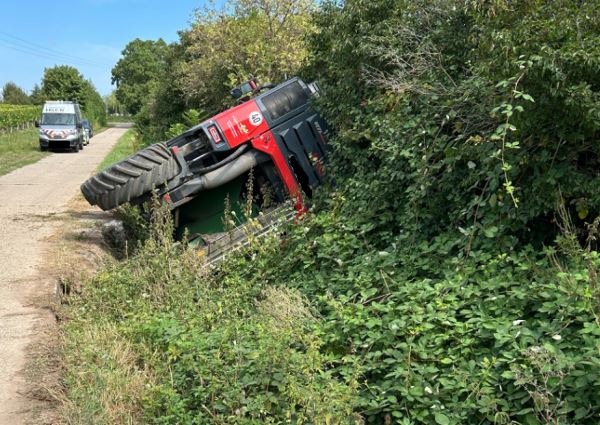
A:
[[246, 204, 600, 424], [64, 205, 358, 424]]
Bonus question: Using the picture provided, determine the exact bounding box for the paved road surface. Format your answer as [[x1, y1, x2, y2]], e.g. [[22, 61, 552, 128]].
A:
[[0, 127, 126, 424]]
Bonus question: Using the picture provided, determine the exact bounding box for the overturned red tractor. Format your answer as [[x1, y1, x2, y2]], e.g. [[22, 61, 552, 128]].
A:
[[81, 78, 328, 240]]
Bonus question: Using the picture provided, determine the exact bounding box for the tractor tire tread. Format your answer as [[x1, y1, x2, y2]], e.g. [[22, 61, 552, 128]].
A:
[[80, 142, 180, 210]]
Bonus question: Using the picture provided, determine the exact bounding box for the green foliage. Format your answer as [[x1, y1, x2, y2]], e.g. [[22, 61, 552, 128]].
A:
[[63, 205, 358, 424], [129, 41, 189, 145], [307, 0, 600, 252], [125, 0, 315, 145], [83, 82, 108, 128], [63, 1, 600, 423], [39, 65, 107, 127], [181, 0, 315, 112], [1, 81, 31, 105], [164, 109, 205, 139], [253, 206, 600, 424], [41, 65, 87, 101], [277, 0, 600, 422], [30, 83, 43, 105], [0, 104, 39, 129], [111, 39, 170, 116]]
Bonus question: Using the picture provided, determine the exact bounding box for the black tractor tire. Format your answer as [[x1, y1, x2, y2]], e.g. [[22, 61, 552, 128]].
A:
[[81, 142, 180, 211]]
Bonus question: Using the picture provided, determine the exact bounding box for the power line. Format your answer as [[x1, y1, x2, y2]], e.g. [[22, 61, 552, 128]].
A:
[[0, 31, 113, 68], [0, 30, 111, 67], [0, 39, 107, 68], [0, 40, 79, 64]]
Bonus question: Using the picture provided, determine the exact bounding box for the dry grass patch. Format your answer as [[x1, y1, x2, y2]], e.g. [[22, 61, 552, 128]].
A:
[[59, 324, 151, 425], [25, 195, 116, 424]]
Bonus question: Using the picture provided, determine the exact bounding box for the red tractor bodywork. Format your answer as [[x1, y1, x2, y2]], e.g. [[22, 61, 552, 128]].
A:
[[81, 77, 328, 240], [163, 77, 328, 213]]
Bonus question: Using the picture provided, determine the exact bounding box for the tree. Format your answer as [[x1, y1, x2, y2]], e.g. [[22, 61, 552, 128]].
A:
[[1, 82, 31, 104], [104, 91, 125, 116], [180, 0, 315, 111], [134, 41, 191, 144], [115, 0, 315, 143], [40, 65, 106, 126], [82, 80, 107, 127], [111, 39, 169, 115], [30, 84, 44, 105], [40, 65, 88, 103]]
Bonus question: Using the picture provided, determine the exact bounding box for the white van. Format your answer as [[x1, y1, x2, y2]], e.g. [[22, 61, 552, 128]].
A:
[[37, 101, 85, 152]]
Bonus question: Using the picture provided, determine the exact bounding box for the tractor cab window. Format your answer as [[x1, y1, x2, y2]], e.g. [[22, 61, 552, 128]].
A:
[[261, 81, 308, 121]]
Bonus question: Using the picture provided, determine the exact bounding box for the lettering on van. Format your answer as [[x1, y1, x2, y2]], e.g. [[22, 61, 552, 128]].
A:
[[45, 106, 68, 113]]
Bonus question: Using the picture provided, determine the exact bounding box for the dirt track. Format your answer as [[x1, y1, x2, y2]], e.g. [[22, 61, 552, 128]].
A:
[[0, 128, 126, 424]]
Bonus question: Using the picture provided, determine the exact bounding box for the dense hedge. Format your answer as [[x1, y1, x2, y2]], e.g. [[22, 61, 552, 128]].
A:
[[306, 0, 600, 251], [285, 0, 600, 422]]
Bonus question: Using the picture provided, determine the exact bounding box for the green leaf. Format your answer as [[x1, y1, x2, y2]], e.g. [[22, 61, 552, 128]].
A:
[[521, 94, 535, 102], [435, 413, 450, 425], [483, 226, 499, 238], [578, 208, 589, 219], [523, 413, 541, 425]]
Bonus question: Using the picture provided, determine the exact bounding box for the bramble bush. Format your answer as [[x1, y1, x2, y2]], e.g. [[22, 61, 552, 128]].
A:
[[306, 0, 600, 250], [287, 0, 600, 422], [248, 202, 600, 424]]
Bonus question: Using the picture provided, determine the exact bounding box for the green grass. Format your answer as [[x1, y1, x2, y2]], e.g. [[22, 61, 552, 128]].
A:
[[60, 206, 357, 424], [97, 129, 139, 171], [0, 128, 49, 177]]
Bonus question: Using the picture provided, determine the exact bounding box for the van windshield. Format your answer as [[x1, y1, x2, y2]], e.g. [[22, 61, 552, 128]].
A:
[[41, 113, 75, 125]]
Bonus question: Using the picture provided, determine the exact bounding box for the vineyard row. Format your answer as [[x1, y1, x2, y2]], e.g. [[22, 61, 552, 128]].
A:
[[0, 105, 40, 130]]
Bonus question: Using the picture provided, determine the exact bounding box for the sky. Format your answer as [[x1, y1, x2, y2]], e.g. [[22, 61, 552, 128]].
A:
[[0, 0, 209, 97]]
